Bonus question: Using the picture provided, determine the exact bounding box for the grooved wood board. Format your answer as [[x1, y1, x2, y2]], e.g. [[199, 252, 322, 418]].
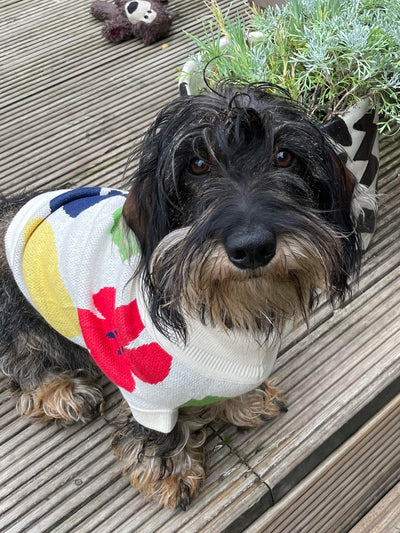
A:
[[349, 480, 400, 533], [1, 0, 400, 530], [0, 0, 248, 195], [246, 393, 400, 533]]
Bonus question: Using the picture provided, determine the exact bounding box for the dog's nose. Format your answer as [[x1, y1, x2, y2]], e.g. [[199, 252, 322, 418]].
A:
[[126, 1, 138, 14], [225, 230, 276, 270]]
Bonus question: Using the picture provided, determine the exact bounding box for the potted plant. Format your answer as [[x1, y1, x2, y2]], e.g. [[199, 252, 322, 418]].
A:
[[179, 0, 400, 247]]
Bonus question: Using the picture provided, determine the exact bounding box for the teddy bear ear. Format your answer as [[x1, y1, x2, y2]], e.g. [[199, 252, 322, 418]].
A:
[[90, 1, 119, 21]]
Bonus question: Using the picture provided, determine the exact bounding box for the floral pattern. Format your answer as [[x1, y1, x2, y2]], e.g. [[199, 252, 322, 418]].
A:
[[77, 287, 172, 392], [49, 187, 126, 218]]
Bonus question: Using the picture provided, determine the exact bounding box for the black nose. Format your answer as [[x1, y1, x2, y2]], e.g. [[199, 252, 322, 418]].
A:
[[126, 1, 138, 13], [225, 230, 276, 270]]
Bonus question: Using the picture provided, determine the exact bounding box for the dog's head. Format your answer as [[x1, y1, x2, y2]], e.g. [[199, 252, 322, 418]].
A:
[[123, 84, 364, 341]]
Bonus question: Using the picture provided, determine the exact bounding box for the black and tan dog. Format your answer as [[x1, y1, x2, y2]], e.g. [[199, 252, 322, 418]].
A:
[[0, 84, 373, 509]]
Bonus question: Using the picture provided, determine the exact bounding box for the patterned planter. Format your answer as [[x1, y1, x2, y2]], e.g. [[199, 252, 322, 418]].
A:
[[323, 99, 379, 250]]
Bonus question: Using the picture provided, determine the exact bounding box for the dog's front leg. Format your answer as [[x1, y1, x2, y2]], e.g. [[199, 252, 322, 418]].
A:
[[111, 413, 206, 509], [207, 380, 287, 429]]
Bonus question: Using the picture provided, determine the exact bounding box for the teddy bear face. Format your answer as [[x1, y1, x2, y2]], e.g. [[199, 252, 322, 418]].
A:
[[125, 0, 157, 24], [91, 0, 176, 45]]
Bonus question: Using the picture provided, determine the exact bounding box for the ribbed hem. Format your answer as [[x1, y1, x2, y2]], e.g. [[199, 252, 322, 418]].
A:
[[120, 389, 178, 433]]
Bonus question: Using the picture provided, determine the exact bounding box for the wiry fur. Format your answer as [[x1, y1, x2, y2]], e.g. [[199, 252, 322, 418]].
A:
[[0, 84, 365, 509], [112, 408, 207, 509], [186, 380, 287, 428], [15, 372, 104, 425], [112, 380, 284, 509], [150, 226, 342, 336], [124, 83, 362, 342]]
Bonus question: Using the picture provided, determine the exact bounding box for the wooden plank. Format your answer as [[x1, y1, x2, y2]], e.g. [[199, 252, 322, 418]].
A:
[[0, 423, 268, 533], [246, 393, 400, 533], [0, 0, 245, 103], [349, 481, 400, 533], [0, 0, 246, 196]]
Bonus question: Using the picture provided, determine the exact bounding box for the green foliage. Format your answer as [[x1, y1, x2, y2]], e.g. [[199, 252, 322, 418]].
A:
[[188, 0, 400, 132]]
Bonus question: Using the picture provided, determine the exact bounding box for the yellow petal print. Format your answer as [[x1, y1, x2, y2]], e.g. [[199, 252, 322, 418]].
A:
[[22, 218, 81, 338]]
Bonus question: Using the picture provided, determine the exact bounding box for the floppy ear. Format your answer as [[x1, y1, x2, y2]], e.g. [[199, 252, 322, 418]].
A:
[[123, 94, 194, 266], [330, 150, 356, 211], [123, 180, 152, 242], [122, 106, 173, 264], [322, 117, 360, 215], [123, 174, 172, 267], [328, 149, 363, 298]]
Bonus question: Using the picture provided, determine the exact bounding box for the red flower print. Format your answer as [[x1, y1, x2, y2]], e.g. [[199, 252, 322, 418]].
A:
[[77, 287, 172, 392]]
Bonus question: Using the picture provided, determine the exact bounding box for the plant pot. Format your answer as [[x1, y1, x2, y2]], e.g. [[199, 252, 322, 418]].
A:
[[178, 32, 264, 96], [178, 35, 229, 96], [324, 99, 379, 250]]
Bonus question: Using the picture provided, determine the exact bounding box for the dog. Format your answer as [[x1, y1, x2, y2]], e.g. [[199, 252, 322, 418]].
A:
[[0, 83, 374, 510]]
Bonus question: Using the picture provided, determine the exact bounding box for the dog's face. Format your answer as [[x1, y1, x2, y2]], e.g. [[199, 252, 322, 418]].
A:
[[123, 84, 362, 340]]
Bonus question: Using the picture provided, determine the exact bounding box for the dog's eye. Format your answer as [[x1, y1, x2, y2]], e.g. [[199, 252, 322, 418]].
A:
[[274, 150, 293, 168], [189, 158, 210, 176]]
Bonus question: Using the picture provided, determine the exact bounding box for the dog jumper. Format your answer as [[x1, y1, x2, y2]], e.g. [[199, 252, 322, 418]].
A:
[[5, 188, 281, 433]]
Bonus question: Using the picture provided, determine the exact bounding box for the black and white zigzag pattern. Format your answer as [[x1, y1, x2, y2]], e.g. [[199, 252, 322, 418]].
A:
[[324, 99, 379, 250]]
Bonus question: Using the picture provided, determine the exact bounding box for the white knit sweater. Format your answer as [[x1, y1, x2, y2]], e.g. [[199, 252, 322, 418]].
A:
[[5, 188, 281, 433]]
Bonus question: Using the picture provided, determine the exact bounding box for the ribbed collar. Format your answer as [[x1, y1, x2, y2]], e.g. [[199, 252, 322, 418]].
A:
[[135, 277, 285, 385]]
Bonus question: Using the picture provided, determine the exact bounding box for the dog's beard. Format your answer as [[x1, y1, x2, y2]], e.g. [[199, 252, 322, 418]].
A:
[[149, 223, 343, 338]]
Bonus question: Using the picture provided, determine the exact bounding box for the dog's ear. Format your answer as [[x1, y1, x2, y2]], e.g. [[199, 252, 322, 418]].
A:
[[123, 175, 172, 266], [327, 149, 362, 296], [322, 118, 356, 209], [313, 143, 356, 222], [123, 99, 188, 266], [330, 150, 356, 210], [123, 180, 151, 243]]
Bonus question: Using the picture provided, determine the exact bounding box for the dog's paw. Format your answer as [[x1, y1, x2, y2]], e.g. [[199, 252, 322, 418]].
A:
[[112, 416, 206, 509], [131, 467, 205, 510], [15, 372, 103, 425], [209, 381, 287, 429], [260, 379, 287, 419]]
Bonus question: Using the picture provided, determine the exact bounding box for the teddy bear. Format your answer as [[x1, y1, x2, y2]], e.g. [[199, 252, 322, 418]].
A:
[[90, 0, 178, 45]]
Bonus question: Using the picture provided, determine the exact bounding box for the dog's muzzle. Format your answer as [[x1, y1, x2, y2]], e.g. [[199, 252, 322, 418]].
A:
[[224, 228, 276, 270]]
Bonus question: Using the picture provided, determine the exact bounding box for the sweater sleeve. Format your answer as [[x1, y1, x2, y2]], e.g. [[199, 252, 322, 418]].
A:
[[119, 388, 179, 434]]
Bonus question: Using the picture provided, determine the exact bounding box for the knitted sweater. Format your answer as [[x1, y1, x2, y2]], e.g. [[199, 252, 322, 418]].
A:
[[5, 188, 281, 433]]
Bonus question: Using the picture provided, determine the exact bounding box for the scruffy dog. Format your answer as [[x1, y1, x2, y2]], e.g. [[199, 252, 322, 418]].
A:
[[0, 84, 369, 509]]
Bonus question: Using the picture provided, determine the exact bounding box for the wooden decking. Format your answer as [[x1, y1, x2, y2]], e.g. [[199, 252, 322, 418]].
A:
[[1, 0, 400, 531]]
